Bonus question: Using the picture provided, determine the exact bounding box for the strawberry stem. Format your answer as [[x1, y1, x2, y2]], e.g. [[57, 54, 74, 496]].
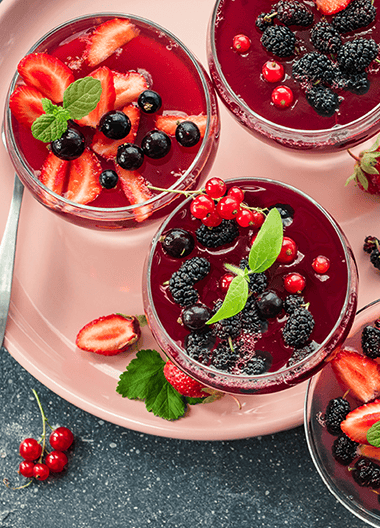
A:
[[347, 149, 360, 162]]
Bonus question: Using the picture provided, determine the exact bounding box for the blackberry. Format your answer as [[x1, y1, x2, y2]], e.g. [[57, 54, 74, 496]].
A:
[[363, 235, 380, 254], [292, 52, 336, 85], [161, 228, 195, 259], [306, 85, 340, 118], [255, 12, 275, 32], [269, 203, 294, 227], [239, 259, 267, 294], [286, 341, 317, 366], [184, 328, 216, 363], [261, 25, 296, 57], [362, 325, 380, 358], [310, 22, 342, 54], [196, 219, 239, 248], [168, 257, 210, 306], [370, 248, 380, 270], [240, 296, 263, 333], [177, 257, 210, 283], [241, 354, 269, 375], [210, 342, 239, 372], [332, 434, 358, 465], [212, 300, 242, 340], [256, 290, 283, 319], [337, 38, 378, 74], [283, 307, 315, 348], [325, 397, 351, 435], [352, 458, 380, 488], [344, 71, 370, 95], [332, 0, 376, 34], [273, 0, 314, 26], [284, 294, 305, 314], [169, 282, 198, 306]]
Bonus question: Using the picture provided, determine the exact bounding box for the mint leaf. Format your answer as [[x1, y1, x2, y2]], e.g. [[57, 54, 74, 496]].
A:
[[41, 98, 56, 114], [207, 275, 248, 324], [249, 207, 283, 273], [367, 421, 380, 447], [31, 114, 68, 143], [63, 77, 102, 119]]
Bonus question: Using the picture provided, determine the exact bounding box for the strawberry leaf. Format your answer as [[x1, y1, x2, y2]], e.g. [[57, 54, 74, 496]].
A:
[[367, 421, 380, 447]]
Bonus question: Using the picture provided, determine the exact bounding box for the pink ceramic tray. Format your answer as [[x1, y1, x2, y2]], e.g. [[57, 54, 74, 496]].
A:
[[1, 0, 379, 440]]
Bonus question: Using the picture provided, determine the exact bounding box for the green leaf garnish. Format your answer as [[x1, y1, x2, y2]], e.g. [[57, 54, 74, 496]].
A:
[[249, 207, 283, 273], [31, 76, 102, 143], [367, 420, 380, 447], [207, 275, 249, 324]]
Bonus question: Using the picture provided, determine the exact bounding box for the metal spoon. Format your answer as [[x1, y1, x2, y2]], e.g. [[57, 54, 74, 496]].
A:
[[0, 174, 24, 347]]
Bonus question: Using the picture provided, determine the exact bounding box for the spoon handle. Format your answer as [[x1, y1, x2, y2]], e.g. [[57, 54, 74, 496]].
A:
[[0, 174, 24, 347]]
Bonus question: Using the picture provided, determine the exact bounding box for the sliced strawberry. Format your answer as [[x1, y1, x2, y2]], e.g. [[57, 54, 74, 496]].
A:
[[113, 71, 148, 109], [331, 349, 380, 403], [341, 400, 380, 445], [65, 148, 102, 205], [163, 361, 207, 398], [91, 104, 141, 159], [76, 313, 141, 356], [358, 444, 380, 461], [86, 18, 140, 68], [9, 85, 45, 128], [115, 166, 153, 222], [314, 0, 351, 15], [75, 66, 116, 128], [17, 53, 74, 104], [39, 151, 69, 195], [155, 113, 207, 138]]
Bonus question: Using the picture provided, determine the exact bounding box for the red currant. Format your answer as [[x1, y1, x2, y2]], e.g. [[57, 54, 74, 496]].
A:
[[236, 208, 255, 228], [190, 194, 215, 219], [19, 438, 42, 461], [312, 255, 330, 274], [232, 34, 251, 53], [220, 273, 234, 293], [277, 237, 298, 264], [262, 61, 285, 83], [250, 210, 265, 230], [284, 272, 306, 294], [19, 460, 35, 478], [205, 177, 226, 199], [45, 451, 68, 472], [216, 196, 241, 220], [227, 186, 244, 203], [202, 210, 223, 227], [33, 463, 50, 481], [271, 86, 294, 108], [49, 427, 74, 451]]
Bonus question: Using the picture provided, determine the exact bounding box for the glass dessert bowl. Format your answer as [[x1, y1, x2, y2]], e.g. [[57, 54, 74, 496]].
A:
[[305, 299, 380, 527], [3, 13, 219, 230], [207, 0, 380, 152], [143, 177, 358, 395]]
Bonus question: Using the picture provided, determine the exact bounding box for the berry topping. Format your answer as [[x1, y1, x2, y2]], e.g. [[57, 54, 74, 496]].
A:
[[220, 273, 234, 293], [75, 66, 116, 128], [141, 130, 171, 159], [112, 71, 148, 109], [175, 121, 201, 147], [337, 38, 378, 74], [277, 236, 298, 263], [284, 294, 305, 314], [155, 114, 207, 138], [292, 52, 336, 85], [39, 151, 68, 196], [271, 86, 294, 108], [216, 196, 241, 219], [184, 328, 216, 362], [161, 228, 195, 259], [137, 89, 162, 114], [310, 21, 342, 54], [196, 219, 239, 248], [273, 0, 314, 26], [116, 143, 144, 170], [283, 272, 306, 293], [312, 255, 330, 273], [212, 300, 242, 340], [169, 257, 210, 306], [256, 12, 275, 32], [341, 399, 380, 444], [49, 426, 74, 451], [19, 438, 42, 461], [283, 307, 315, 347], [99, 169, 118, 189], [163, 361, 207, 398], [190, 194, 216, 219], [241, 354, 270, 375], [256, 290, 283, 319], [261, 25, 297, 57], [332, 434, 359, 465], [232, 34, 251, 53], [98, 110, 131, 139], [351, 458, 380, 488], [66, 148, 103, 205], [362, 325, 380, 359], [325, 397, 351, 435], [332, 0, 376, 33], [306, 85, 340, 117], [239, 258, 268, 294], [51, 127, 86, 161], [205, 177, 227, 199], [182, 303, 212, 330], [262, 61, 285, 83], [314, 0, 351, 16], [9, 85, 44, 128], [114, 167, 153, 222]]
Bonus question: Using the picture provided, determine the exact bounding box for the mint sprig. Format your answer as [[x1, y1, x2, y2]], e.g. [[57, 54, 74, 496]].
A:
[[31, 77, 102, 143], [207, 207, 283, 324], [116, 349, 207, 421], [367, 420, 380, 447]]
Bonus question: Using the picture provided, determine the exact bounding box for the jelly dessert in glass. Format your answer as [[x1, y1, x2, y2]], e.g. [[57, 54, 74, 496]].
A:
[[305, 298, 380, 527], [3, 13, 219, 230], [143, 177, 358, 395], [208, 0, 380, 151]]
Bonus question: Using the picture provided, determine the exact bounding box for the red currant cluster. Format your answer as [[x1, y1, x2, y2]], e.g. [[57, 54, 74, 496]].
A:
[[190, 177, 266, 229], [4, 390, 74, 489]]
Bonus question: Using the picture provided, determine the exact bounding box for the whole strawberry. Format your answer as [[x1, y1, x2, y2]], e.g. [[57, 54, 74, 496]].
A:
[[163, 361, 208, 398], [346, 136, 380, 195]]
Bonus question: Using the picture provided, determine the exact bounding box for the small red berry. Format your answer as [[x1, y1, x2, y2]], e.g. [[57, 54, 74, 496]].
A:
[[190, 194, 215, 219], [45, 451, 68, 472], [19, 460, 35, 478], [205, 177, 227, 199], [262, 61, 285, 83], [49, 427, 74, 451], [202, 210, 223, 227], [220, 273, 234, 292], [227, 186, 245, 203], [277, 237, 298, 264], [312, 255, 330, 274], [232, 34, 251, 54], [271, 86, 294, 108], [284, 272, 306, 293], [250, 210, 265, 230], [33, 463, 50, 481], [19, 438, 42, 461], [251, 233, 258, 246], [236, 208, 255, 227], [216, 196, 241, 220]]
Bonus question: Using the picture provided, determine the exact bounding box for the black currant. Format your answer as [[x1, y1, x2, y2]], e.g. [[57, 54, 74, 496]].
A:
[[141, 130, 171, 159], [51, 127, 85, 160], [99, 110, 131, 139], [161, 228, 195, 258], [182, 304, 212, 330], [138, 90, 162, 114], [116, 143, 144, 170], [256, 290, 283, 319], [99, 170, 118, 189], [175, 121, 201, 147]]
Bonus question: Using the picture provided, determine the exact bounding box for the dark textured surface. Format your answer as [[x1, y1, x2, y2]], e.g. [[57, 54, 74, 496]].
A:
[[1, 349, 368, 528]]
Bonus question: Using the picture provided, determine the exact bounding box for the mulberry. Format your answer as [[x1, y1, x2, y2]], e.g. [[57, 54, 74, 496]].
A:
[[240, 296, 263, 333], [273, 0, 314, 26], [286, 341, 317, 366], [325, 397, 351, 435], [370, 248, 380, 271], [255, 12, 275, 32], [196, 219, 239, 248], [337, 38, 378, 74], [283, 307, 315, 348], [363, 235, 380, 254], [184, 328, 216, 363], [212, 300, 242, 340], [362, 325, 380, 359], [332, 0, 376, 34], [306, 85, 339, 117], [261, 25, 296, 57], [210, 342, 239, 372], [310, 22, 342, 54], [169, 257, 210, 306], [239, 259, 268, 294], [241, 355, 269, 375], [332, 434, 358, 465], [352, 458, 380, 488], [284, 294, 305, 314], [292, 52, 336, 85]]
